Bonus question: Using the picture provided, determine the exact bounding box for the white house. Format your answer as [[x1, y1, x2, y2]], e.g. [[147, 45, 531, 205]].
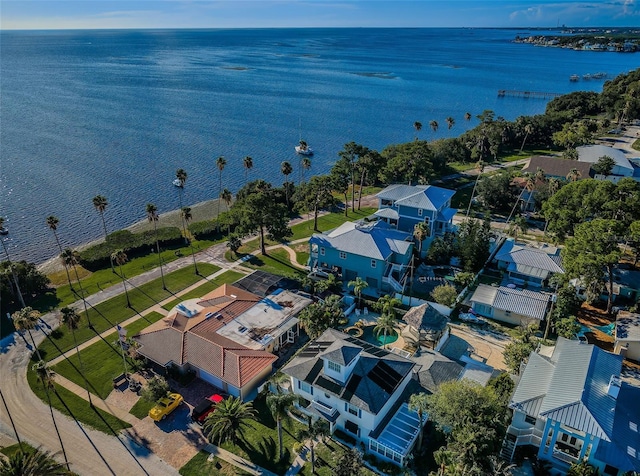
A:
[[577, 144, 638, 182], [469, 284, 552, 326], [504, 338, 640, 475]]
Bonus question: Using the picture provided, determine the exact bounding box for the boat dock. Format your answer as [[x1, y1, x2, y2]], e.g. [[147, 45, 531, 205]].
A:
[[497, 89, 561, 99]]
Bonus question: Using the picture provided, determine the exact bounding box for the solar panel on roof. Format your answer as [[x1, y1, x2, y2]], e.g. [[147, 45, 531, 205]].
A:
[[342, 374, 362, 400], [368, 361, 403, 394], [316, 376, 343, 395]]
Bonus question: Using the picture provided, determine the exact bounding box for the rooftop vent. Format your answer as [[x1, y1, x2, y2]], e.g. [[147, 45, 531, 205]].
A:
[[607, 375, 621, 399]]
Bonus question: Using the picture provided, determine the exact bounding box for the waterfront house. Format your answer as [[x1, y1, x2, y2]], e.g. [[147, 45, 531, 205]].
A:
[[282, 328, 421, 466], [469, 284, 551, 326], [134, 284, 312, 400], [614, 311, 640, 363], [521, 155, 592, 181], [308, 220, 414, 295], [504, 337, 640, 475], [494, 239, 564, 288], [374, 184, 457, 256]]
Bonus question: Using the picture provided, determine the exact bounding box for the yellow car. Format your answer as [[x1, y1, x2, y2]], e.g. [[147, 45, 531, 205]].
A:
[[148, 393, 184, 421]]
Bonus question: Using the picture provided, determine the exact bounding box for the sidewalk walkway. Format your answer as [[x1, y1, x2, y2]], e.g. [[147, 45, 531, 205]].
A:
[[202, 443, 279, 476]]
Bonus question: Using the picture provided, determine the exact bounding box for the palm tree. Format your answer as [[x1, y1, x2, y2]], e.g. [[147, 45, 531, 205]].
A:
[[0, 217, 26, 308], [203, 396, 256, 447], [46, 216, 73, 287], [466, 159, 485, 217], [408, 393, 429, 450], [181, 207, 199, 275], [413, 121, 422, 140], [413, 222, 430, 257], [243, 156, 253, 185], [0, 387, 24, 452], [429, 120, 439, 136], [145, 203, 166, 290], [376, 294, 401, 318], [0, 446, 72, 475], [347, 277, 369, 309], [464, 112, 472, 122], [266, 391, 302, 460], [216, 156, 226, 219], [111, 249, 131, 307], [509, 216, 529, 241], [220, 188, 233, 236], [301, 157, 312, 184], [302, 419, 330, 474], [61, 248, 92, 328], [12, 307, 44, 361], [373, 312, 397, 349], [32, 361, 71, 472], [519, 123, 534, 154], [281, 161, 293, 209], [92, 195, 109, 240], [59, 307, 92, 403], [446, 117, 455, 130], [175, 168, 188, 240], [567, 168, 581, 182]]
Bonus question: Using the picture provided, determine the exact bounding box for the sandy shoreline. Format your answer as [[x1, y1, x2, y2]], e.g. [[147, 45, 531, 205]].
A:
[[37, 197, 226, 275]]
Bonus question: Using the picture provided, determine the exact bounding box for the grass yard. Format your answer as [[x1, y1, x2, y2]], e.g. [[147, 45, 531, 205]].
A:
[[162, 270, 245, 311], [51, 309, 166, 400], [240, 248, 306, 279], [129, 397, 155, 419], [26, 363, 131, 434], [0, 442, 39, 458], [289, 207, 376, 240], [299, 438, 377, 476], [217, 395, 306, 475], [179, 450, 253, 476], [292, 242, 310, 267], [37, 263, 219, 361], [633, 137, 640, 152]]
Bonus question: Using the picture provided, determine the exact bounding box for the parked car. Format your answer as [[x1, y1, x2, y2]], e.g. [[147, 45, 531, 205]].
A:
[[148, 393, 184, 421], [191, 394, 224, 425]]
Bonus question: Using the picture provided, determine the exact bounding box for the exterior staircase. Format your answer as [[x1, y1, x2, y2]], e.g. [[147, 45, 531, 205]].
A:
[[500, 433, 518, 461]]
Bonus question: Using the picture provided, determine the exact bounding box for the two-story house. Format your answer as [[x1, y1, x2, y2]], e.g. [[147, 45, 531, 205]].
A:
[[308, 220, 414, 295], [282, 328, 423, 466], [374, 184, 457, 256], [504, 337, 640, 475], [494, 240, 564, 288]]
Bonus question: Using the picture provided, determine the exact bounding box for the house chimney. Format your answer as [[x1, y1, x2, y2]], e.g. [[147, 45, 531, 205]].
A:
[[607, 375, 621, 399]]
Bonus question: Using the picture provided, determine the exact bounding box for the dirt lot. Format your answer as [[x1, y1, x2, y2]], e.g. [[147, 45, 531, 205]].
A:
[[576, 302, 615, 352], [447, 324, 510, 371]]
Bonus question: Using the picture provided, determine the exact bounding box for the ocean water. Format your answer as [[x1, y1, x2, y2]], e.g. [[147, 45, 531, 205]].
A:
[[1, 28, 638, 264]]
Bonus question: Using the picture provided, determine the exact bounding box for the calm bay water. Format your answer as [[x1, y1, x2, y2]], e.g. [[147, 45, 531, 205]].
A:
[[1, 28, 638, 263]]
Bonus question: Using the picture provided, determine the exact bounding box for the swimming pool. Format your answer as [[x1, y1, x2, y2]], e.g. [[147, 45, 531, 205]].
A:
[[361, 325, 398, 346], [594, 322, 615, 336]]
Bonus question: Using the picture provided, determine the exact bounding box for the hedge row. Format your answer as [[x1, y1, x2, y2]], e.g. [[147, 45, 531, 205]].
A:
[[79, 227, 183, 269]]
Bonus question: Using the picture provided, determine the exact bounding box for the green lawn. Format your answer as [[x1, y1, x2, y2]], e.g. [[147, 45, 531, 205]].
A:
[[0, 443, 38, 458], [217, 395, 306, 475], [241, 249, 307, 279], [179, 450, 253, 476], [26, 363, 131, 434], [51, 311, 166, 400], [37, 263, 219, 361], [289, 207, 376, 240], [633, 137, 640, 152], [162, 270, 245, 311], [299, 438, 377, 476], [129, 397, 155, 419]]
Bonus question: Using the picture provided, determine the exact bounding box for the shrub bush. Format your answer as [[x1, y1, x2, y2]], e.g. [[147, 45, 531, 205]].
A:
[[333, 429, 356, 446]]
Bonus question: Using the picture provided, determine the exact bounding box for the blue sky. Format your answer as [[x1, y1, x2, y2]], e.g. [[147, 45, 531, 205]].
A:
[[1, 1, 639, 30]]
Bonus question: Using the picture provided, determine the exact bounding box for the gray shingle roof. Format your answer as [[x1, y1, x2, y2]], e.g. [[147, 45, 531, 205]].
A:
[[470, 284, 551, 320], [319, 341, 362, 366], [412, 350, 463, 394], [309, 220, 412, 261], [521, 155, 592, 179]]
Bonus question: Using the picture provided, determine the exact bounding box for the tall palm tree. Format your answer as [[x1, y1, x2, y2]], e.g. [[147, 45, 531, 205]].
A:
[[376, 294, 401, 319], [567, 168, 581, 182], [446, 117, 455, 130], [175, 168, 188, 240], [181, 207, 199, 275], [0, 217, 26, 308], [519, 123, 534, 154], [32, 361, 71, 472], [61, 248, 92, 328], [413, 121, 422, 140], [347, 277, 369, 309], [302, 419, 330, 474], [203, 396, 256, 447], [12, 307, 44, 361], [243, 156, 253, 185], [46, 216, 73, 287], [413, 222, 430, 257], [301, 157, 311, 184], [266, 391, 302, 460], [0, 387, 24, 452], [111, 249, 131, 307], [281, 161, 293, 209], [220, 189, 233, 236], [60, 307, 92, 403], [92, 195, 109, 240], [408, 392, 429, 450], [0, 446, 72, 475], [429, 120, 439, 136], [464, 112, 472, 122], [216, 156, 226, 219], [466, 159, 485, 217], [146, 203, 166, 290], [373, 312, 397, 349]]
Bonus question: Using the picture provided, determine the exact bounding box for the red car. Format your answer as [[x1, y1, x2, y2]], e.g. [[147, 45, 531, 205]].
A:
[[190, 394, 224, 425]]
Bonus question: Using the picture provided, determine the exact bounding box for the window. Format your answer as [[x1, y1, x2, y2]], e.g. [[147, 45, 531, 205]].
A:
[[299, 380, 313, 395], [525, 415, 536, 425], [371, 259, 377, 268], [627, 446, 636, 458], [347, 403, 360, 417], [418, 209, 423, 217], [344, 420, 359, 436], [320, 247, 325, 256], [324, 393, 331, 400], [339, 251, 347, 260], [381, 199, 393, 207], [631, 422, 638, 432], [328, 360, 341, 373]]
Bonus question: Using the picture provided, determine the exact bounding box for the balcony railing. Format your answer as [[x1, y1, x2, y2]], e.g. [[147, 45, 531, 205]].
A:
[[312, 400, 337, 417], [506, 425, 543, 447], [552, 450, 579, 465]]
